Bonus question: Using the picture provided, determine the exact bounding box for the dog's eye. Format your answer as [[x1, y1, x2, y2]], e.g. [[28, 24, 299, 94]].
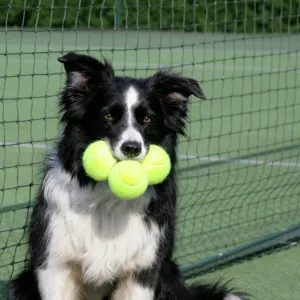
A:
[[143, 116, 152, 123], [103, 113, 113, 121]]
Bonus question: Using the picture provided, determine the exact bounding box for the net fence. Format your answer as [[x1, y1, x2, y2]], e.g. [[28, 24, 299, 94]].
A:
[[0, 0, 300, 292]]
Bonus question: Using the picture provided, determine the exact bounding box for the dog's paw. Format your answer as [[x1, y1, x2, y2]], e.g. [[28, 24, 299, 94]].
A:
[[224, 294, 244, 300]]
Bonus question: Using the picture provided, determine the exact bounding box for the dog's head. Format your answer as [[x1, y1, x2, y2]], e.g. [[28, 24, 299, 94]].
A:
[[58, 52, 205, 164]]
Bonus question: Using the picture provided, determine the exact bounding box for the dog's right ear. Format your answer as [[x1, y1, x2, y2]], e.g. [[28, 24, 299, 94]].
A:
[[58, 52, 114, 90], [58, 52, 114, 121]]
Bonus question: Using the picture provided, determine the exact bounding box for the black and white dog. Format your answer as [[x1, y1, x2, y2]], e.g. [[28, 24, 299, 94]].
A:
[[9, 52, 246, 300]]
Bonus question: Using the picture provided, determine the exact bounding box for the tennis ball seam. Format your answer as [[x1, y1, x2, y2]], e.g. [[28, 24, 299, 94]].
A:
[[143, 162, 170, 169], [83, 149, 114, 163], [112, 168, 148, 189]]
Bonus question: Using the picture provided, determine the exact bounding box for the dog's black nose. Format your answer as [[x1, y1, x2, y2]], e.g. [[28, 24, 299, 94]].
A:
[[121, 141, 141, 158]]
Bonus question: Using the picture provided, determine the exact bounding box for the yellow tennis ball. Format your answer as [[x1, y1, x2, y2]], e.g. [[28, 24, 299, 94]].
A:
[[82, 141, 117, 181], [108, 161, 148, 200], [142, 145, 171, 185]]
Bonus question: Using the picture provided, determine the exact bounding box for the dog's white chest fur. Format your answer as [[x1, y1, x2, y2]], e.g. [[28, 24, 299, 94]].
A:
[[44, 164, 160, 286]]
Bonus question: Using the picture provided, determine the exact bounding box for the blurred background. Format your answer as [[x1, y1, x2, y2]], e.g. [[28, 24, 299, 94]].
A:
[[0, 1, 300, 299]]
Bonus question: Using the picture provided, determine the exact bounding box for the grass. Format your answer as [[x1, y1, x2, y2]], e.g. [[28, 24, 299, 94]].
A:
[[0, 31, 300, 299]]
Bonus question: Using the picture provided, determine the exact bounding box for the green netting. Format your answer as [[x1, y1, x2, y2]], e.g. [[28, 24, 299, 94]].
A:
[[0, 0, 300, 292]]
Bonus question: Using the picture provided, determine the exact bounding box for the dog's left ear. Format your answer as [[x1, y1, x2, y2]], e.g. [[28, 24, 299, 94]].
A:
[[148, 71, 206, 134]]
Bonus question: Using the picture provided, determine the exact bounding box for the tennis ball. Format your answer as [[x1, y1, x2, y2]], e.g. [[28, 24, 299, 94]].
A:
[[82, 141, 117, 181], [108, 161, 148, 200], [142, 145, 171, 185]]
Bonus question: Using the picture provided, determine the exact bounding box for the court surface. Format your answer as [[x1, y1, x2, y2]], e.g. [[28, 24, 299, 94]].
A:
[[187, 245, 300, 300]]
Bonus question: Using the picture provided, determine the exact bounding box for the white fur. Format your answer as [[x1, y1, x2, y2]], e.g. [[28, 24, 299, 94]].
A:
[[224, 294, 243, 300], [112, 277, 154, 300], [37, 267, 80, 300], [42, 157, 160, 298], [114, 86, 147, 161]]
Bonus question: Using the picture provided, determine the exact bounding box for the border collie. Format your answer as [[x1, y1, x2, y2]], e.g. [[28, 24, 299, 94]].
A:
[[9, 52, 246, 300]]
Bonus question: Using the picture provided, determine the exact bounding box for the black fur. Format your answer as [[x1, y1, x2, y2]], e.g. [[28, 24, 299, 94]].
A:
[[9, 52, 247, 300], [8, 269, 41, 300]]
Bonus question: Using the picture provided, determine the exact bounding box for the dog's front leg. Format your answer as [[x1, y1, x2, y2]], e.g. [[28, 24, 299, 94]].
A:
[[112, 268, 158, 300], [37, 266, 82, 300]]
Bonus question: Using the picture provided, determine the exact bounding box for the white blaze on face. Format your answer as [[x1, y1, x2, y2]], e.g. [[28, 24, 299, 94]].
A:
[[126, 86, 139, 127], [114, 86, 147, 161]]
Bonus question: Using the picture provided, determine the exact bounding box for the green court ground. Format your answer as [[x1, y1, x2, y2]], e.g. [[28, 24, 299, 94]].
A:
[[192, 245, 300, 300]]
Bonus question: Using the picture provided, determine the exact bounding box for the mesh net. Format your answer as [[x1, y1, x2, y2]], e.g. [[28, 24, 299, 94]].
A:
[[1, 0, 300, 292]]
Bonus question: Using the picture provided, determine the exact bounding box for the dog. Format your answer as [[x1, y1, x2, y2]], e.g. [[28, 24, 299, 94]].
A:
[[8, 52, 246, 300]]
